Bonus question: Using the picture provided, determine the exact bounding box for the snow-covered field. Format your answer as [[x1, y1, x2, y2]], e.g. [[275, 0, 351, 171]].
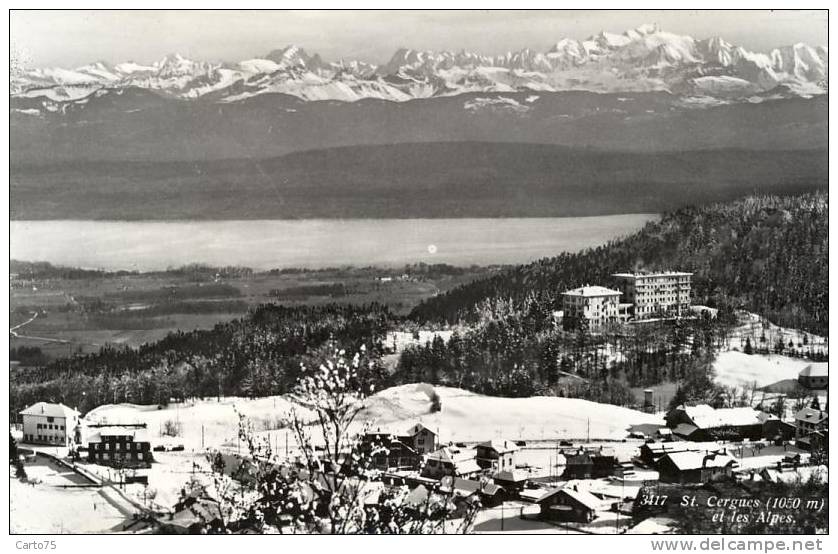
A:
[[359, 384, 662, 442], [9, 458, 129, 534], [711, 312, 827, 390], [712, 351, 813, 389]]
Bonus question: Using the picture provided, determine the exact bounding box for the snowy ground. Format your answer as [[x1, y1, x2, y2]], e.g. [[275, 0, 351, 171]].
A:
[[10, 457, 130, 533], [710, 311, 827, 391], [72, 384, 661, 512], [728, 313, 828, 357], [712, 351, 813, 389], [359, 384, 663, 443]]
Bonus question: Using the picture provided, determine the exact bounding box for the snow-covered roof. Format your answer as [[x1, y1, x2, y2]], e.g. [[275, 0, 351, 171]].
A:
[[475, 439, 519, 454], [426, 446, 479, 475], [562, 285, 621, 298], [563, 488, 602, 511], [20, 402, 80, 418], [761, 465, 828, 484], [799, 363, 828, 378], [672, 423, 699, 437], [681, 405, 763, 428], [493, 469, 529, 483], [662, 451, 737, 471], [627, 517, 677, 534], [795, 408, 828, 425], [612, 271, 693, 279], [537, 487, 602, 511], [405, 423, 434, 437], [88, 426, 149, 442], [642, 441, 726, 455]]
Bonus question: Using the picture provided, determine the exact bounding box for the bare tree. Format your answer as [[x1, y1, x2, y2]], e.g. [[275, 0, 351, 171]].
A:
[[202, 344, 478, 534]]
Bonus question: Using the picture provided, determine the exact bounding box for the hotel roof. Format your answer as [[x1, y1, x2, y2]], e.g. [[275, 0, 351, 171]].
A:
[[20, 402, 80, 418], [612, 271, 694, 278], [562, 285, 621, 297]]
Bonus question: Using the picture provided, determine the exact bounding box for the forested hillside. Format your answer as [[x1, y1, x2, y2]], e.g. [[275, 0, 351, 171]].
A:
[[10, 304, 393, 415], [411, 193, 828, 336]]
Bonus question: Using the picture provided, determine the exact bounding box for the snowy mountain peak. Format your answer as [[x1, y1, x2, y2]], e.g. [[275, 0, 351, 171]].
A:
[[10, 25, 828, 108]]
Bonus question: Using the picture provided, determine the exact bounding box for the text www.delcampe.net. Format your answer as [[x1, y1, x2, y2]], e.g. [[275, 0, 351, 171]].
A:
[[650, 539, 824, 553]]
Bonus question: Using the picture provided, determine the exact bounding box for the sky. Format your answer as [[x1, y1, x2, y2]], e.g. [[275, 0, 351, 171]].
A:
[[10, 10, 829, 68]]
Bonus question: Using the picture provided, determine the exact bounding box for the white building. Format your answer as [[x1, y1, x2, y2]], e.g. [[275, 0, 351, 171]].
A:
[[20, 402, 81, 447], [561, 285, 622, 331], [612, 271, 693, 320]]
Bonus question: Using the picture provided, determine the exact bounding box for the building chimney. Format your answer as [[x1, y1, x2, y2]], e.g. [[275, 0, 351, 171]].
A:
[[644, 389, 654, 408]]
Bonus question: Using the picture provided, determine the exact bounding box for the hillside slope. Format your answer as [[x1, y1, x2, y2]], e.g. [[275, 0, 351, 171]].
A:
[[10, 143, 827, 220], [411, 193, 828, 335], [10, 92, 827, 164]]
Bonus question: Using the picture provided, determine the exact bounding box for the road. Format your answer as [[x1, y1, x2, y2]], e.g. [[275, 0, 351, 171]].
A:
[[10, 310, 101, 347]]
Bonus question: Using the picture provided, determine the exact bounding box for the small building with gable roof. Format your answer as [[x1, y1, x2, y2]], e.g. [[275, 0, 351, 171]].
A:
[[20, 402, 81, 446], [473, 439, 518, 471]]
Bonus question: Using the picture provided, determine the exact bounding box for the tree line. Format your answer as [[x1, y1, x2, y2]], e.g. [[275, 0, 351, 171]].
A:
[[9, 303, 394, 416]]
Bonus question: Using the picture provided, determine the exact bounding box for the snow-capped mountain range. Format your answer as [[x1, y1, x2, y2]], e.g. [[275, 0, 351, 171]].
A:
[[11, 24, 828, 109]]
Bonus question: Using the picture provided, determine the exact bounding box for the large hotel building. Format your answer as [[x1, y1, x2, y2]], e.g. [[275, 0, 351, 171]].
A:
[[611, 271, 693, 320], [561, 285, 622, 331], [561, 271, 693, 331]]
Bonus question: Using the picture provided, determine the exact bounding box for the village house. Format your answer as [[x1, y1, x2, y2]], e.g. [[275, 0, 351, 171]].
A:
[[402, 423, 437, 455], [360, 432, 421, 471], [611, 271, 692, 320], [640, 441, 725, 465], [561, 285, 622, 331], [794, 407, 828, 451], [420, 446, 482, 480], [665, 404, 766, 441], [86, 425, 153, 468], [492, 469, 529, 495], [798, 363, 828, 390], [563, 449, 593, 479], [440, 476, 506, 507], [19, 402, 81, 447], [536, 487, 602, 523], [656, 451, 738, 483], [760, 464, 828, 485], [473, 439, 518, 471]]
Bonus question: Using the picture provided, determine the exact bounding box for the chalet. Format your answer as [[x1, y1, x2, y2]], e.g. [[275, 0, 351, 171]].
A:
[[492, 469, 529, 495], [656, 451, 738, 483], [420, 446, 482, 480], [639, 441, 723, 465], [794, 408, 828, 439], [402, 423, 437, 455], [440, 476, 506, 507], [794, 408, 828, 451], [590, 447, 618, 477], [536, 487, 602, 523], [360, 432, 421, 470], [20, 402, 81, 447], [563, 450, 593, 479], [87, 426, 153, 468], [798, 363, 828, 390], [473, 439, 518, 471], [665, 405, 765, 441], [760, 464, 828, 484]]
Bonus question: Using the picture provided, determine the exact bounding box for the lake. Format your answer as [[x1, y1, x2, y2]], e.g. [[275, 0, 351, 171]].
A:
[[10, 215, 658, 271]]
